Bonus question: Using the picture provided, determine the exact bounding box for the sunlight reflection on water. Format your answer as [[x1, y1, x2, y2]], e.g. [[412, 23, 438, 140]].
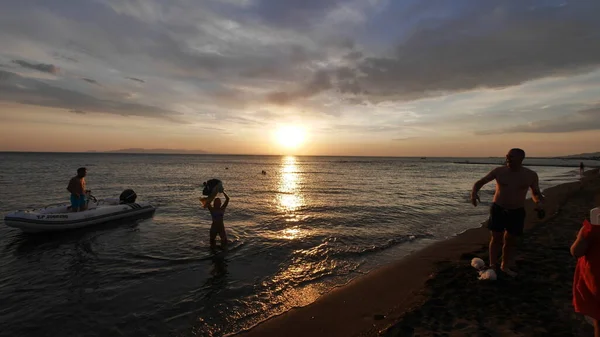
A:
[[277, 156, 305, 215]]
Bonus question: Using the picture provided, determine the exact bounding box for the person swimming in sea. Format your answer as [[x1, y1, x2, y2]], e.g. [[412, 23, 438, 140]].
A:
[[205, 190, 230, 249]]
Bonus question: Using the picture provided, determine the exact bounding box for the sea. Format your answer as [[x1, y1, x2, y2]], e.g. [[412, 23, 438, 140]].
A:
[[0, 153, 594, 337]]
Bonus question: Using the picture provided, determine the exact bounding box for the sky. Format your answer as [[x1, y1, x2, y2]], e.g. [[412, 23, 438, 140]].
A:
[[0, 0, 599, 157]]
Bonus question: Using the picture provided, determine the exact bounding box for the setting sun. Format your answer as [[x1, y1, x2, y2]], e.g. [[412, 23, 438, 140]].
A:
[[274, 125, 307, 149]]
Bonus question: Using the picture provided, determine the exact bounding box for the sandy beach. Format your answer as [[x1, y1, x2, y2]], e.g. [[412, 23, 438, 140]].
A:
[[237, 168, 600, 337]]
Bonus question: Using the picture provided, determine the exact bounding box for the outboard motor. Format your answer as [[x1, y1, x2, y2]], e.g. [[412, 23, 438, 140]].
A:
[[119, 189, 137, 204], [202, 179, 223, 196]]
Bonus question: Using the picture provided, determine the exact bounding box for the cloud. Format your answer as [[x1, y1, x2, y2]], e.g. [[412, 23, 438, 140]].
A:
[[267, 70, 333, 105], [318, 123, 406, 134], [12, 59, 59, 74], [52, 53, 78, 63], [82, 78, 100, 86], [0, 0, 362, 111], [251, 0, 345, 28], [0, 70, 184, 122], [266, 1, 600, 104], [126, 77, 145, 83], [359, 2, 600, 99], [2, 0, 600, 141], [222, 115, 269, 126], [252, 109, 279, 120], [392, 137, 420, 142], [477, 103, 600, 134]]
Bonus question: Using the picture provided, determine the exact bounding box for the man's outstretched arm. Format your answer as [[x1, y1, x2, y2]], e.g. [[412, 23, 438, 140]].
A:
[[530, 172, 545, 205], [470, 168, 497, 206]]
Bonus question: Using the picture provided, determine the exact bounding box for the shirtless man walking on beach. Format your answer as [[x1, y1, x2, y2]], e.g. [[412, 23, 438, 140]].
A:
[[470, 148, 545, 277]]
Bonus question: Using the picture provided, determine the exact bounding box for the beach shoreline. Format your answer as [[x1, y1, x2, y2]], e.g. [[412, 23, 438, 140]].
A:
[[453, 162, 598, 169], [235, 168, 600, 337]]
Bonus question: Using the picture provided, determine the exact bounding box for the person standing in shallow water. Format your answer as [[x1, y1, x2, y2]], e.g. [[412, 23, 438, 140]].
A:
[[206, 190, 230, 249], [470, 148, 545, 277]]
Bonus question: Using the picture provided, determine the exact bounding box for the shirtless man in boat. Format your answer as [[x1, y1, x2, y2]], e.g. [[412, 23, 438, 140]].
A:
[[67, 167, 88, 212], [470, 148, 545, 277]]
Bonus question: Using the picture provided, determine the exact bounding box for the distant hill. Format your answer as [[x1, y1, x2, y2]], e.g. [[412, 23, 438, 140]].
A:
[[555, 152, 600, 160], [92, 148, 209, 154]]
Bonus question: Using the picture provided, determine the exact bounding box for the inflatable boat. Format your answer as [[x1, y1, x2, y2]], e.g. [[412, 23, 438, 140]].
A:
[[3, 190, 156, 233]]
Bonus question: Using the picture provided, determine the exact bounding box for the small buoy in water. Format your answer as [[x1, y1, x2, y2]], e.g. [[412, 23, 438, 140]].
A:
[[225, 167, 229, 170], [261, 170, 266, 175]]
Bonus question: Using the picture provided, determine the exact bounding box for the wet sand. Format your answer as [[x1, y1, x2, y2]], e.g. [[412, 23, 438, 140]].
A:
[[236, 168, 600, 337]]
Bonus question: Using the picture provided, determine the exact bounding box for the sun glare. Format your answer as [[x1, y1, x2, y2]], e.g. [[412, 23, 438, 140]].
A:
[[274, 125, 306, 149]]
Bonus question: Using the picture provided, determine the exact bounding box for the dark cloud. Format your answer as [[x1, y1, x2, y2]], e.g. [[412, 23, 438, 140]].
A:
[[126, 77, 145, 83], [0, 70, 17, 81], [0, 4, 237, 79], [0, 70, 184, 122], [252, 0, 344, 28], [579, 105, 600, 117], [288, 45, 313, 65], [355, 2, 600, 101], [267, 70, 332, 105], [334, 66, 365, 95], [237, 45, 320, 81], [140, 29, 301, 81], [476, 104, 600, 134], [0, 1, 348, 95], [3, 0, 599, 121], [265, 1, 600, 104], [82, 78, 100, 85], [337, 38, 355, 51], [65, 40, 96, 58], [12, 59, 59, 74], [52, 53, 78, 63], [343, 51, 363, 61], [266, 65, 370, 104]]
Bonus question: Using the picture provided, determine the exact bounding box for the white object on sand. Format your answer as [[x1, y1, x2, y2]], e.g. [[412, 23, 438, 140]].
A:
[[591, 207, 600, 225], [471, 257, 485, 270], [479, 269, 497, 281], [470, 257, 497, 281], [585, 315, 595, 326]]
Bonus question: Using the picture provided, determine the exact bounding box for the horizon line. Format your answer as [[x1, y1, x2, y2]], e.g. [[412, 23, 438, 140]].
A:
[[0, 150, 596, 159]]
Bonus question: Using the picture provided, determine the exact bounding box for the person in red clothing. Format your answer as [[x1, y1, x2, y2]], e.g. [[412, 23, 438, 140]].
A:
[[571, 208, 600, 336]]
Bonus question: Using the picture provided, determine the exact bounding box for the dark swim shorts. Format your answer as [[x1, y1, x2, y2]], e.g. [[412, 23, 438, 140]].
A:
[[487, 203, 526, 235]]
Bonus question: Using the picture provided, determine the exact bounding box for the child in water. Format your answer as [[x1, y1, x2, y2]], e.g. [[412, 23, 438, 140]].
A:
[[200, 184, 230, 249], [571, 202, 600, 336]]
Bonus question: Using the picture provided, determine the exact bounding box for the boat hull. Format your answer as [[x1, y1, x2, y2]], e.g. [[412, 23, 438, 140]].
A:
[[4, 201, 156, 233]]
